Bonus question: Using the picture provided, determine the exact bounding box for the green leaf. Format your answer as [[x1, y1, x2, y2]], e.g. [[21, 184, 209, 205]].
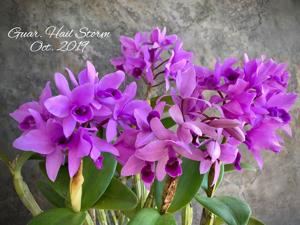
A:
[[81, 153, 117, 210], [224, 163, 256, 173], [128, 208, 160, 225], [154, 179, 165, 211], [216, 164, 225, 189], [248, 217, 265, 225], [94, 177, 138, 210], [39, 163, 70, 200], [28, 208, 86, 225], [150, 95, 174, 108], [201, 173, 209, 192], [37, 181, 65, 207], [195, 195, 251, 225], [161, 117, 176, 128], [214, 216, 225, 225], [128, 208, 177, 225], [155, 214, 177, 225], [155, 159, 204, 213]]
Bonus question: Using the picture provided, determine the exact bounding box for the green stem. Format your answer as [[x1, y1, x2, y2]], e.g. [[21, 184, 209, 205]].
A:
[[143, 184, 155, 208], [88, 209, 96, 224], [182, 204, 193, 225], [134, 175, 142, 201], [110, 210, 119, 225], [10, 152, 42, 216], [84, 212, 94, 225], [96, 209, 108, 225], [200, 164, 218, 225]]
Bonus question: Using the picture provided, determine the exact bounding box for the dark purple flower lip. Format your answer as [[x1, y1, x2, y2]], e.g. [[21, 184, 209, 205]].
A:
[[224, 69, 240, 83], [71, 105, 93, 123], [94, 155, 104, 170], [165, 157, 182, 178], [55, 135, 72, 148], [132, 67, 143, 78], [268, 107, 291, 123], [96, 88, 122, 100], [141, 163, 155, 183], [19, 115, 36, 130], [147, 110, 160, 124]]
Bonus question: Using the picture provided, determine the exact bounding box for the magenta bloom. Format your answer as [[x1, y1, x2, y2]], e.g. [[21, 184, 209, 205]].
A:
[[10, 33, 297, 188], [44, 75, 94, 137], [10, 82, 52, 131], [13, 116, 66, 181], [111, 27, 192, 87]]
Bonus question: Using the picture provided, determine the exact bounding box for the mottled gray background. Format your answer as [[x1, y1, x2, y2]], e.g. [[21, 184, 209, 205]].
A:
[[0, 0, 299, 224]]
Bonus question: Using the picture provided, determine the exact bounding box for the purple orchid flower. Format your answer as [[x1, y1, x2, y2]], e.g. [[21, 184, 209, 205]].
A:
[[13, 112, 118, 180], [13, 115, 66, 181], [198, 141, 238, 185], [134, 101, 165, 148], [10, 82, 52, 131], [115, 129, 156, 185], [106, 82, 149, 142], [44, 80, 94, 137], [111, 27, 192, 86], [135, 117, 194, 181]]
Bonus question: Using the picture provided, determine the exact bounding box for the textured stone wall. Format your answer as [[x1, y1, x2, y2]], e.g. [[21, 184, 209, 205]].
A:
[[0, 0, 299, 224]]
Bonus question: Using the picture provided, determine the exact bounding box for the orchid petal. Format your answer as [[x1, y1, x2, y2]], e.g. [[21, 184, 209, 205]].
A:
[[46, 149, 64, 181], [55, 72, 71, 96], [44, 95, 71, 118]]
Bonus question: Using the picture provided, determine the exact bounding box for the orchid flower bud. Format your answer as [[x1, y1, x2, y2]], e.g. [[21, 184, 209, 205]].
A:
[[224, 127, 245, 142], [70, 160, 84, 212], [209, 118, 240, 128]]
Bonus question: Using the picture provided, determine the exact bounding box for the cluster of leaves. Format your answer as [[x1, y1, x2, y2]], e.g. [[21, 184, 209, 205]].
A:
[[25, 151, 263, 225]]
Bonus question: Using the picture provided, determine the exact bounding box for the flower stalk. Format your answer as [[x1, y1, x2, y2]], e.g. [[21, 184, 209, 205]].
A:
[[200, 164, 218, 225], [182, 204, 193, 225], [96, 209, 108, 225], [10, 152, 42, 216], [160, 176, 178, 214]]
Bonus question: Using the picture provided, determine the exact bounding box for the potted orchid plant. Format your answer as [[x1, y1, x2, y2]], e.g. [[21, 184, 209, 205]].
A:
[[1, 28, 297, 225]]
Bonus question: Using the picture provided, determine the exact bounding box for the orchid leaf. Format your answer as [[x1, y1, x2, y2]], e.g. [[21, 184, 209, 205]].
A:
[[128, 208, 177, 225], [161, 117, 176, 128], [248, 217, 265, 225], [39, 163, 70, 200], [224, 163, 256, 173], [128, 208, 160, 225], [93, 177, 138, 210], [81, 153, 117, 210], [28, 208, 86, 225], [37, 181, 65, 207], [213, 216, 225, 225], [195, 195, 251, 225], [150, 95, 174, 108], [155, 213, 177, 225], [155, 158, 203, 213], [216, 163, 225, 189]]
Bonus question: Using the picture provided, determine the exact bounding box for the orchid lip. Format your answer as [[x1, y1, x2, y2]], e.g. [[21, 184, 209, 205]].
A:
[[19, 115, 36, 130], [96, 88, 122, 100], [147, 110, 160, 124], [55, 135, 72, 148], [141, 163, 155, 183], [71, 105, 93, 123], [165, 157, 182, 178], [94, 156, 104, 170]]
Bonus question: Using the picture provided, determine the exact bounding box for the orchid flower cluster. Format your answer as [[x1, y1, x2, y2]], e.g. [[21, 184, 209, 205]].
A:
[[8, 28, 297, 225]]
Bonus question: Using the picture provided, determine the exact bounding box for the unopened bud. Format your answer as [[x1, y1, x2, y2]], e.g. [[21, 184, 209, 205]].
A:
[[70, 160, 84, 212]]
